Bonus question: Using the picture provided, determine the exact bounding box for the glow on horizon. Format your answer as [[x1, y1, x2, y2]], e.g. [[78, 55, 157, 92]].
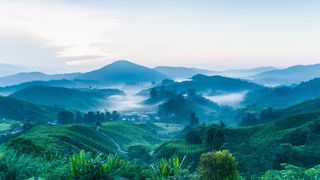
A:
[[0, 0, 319, 72]]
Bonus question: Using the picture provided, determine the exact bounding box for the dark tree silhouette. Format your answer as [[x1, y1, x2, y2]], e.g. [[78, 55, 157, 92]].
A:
[[190, 112, 199, 127]]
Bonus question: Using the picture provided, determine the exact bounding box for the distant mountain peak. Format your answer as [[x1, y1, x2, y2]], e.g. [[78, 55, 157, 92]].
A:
[[78, 60, 166, 84]]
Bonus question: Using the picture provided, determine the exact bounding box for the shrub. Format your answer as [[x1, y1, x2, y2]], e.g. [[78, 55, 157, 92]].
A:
[[199, 150, 240, 180], [69, 150, 130, 179], [203, 126, 225, 149], [260, 163, 320, 180], [127, 145, 151, 162], [0, 147, 67, 179], [150, 155, 193, 179], [185, 129, 202, 145]]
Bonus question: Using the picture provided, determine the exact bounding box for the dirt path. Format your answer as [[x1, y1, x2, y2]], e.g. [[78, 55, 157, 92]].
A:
[[99, 131, 127, 154]]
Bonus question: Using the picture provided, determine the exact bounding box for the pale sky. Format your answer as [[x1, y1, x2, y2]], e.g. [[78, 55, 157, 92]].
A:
[[0, 0, 319, 72]]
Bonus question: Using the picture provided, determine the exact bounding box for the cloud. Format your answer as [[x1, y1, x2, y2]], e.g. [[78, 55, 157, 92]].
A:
[[0, 1, 123, 66]]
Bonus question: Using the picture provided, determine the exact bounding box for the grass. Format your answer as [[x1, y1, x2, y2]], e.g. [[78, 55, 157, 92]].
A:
[[6, 121, 165, 157], [153, 123, 185, 134], [6, 124, 118, 158], [0, 119, 18, 133], [154, 110, 320, 176], [100, 121, 162, 150]]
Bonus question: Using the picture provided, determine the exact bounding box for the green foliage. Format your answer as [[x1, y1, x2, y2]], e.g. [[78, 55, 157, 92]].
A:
[[57, 110, 75, 124], [69, 150, 130, 179], [10, 85, 123, 112], [7, 125, 118, 158], [0, 96, 61, 123], [190, 112, 199, 127], [100, 121, 161, 150], [260, 163, 320, 180], [0, 147, 67, 179], [150, 155, 193, 179], [185, 128, 202, 145], [127, 145, 151, 162], [199, 150, 240, 180], [203, 126, 225, 149]]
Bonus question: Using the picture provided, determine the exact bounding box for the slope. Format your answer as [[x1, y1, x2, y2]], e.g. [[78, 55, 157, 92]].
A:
[[9, 85, 124, 111], [78, 60, 167, 84]]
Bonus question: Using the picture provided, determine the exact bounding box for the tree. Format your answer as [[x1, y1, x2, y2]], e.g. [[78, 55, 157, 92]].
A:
[[187, 88, 196, 97], [259, 107, 277, 122], [204, 126, 225, 149], [105, 110, 111, 121], [57, 110, 75, 124], [127, 145, 151, 162], [111, 111, 120, 121], [150, 88, 158, 98], [240, 112, 259, 126], [185, 129, 202, 144], [75, 112, 83, 123], [220, 120, 226, 128], [190, 112, 199, 127], [199, 150, 240, 180]]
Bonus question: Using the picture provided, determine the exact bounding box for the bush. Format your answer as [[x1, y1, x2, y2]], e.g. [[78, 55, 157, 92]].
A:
[[260, 163, 320, 180], [185, 129, 202, 145], [203, 126, 225, 149], [199, 150, 240, 180], [150, 155, 193, 179], [70, 150, 130, 179], [127, 145, 151, 162], [0, 147, 67, 179]]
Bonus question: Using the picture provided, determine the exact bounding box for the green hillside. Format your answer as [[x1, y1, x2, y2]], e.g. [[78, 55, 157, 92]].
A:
[[155, 110, 320, 176], [5, 121, 164, 158], [244, 77, 320, 108], [147, 74, 263, 96], [10, 85, 124, 111], [6, 125, 118, 158], [100, 121, 163, 150], [0, 96, 62, 123]]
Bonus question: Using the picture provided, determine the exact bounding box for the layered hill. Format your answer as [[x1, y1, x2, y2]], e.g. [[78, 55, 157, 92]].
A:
[[0, 79, 101, 95], [154, 66, 216, 79], [0, 72, 80, 87], [0, 96, 62, 123], [5, 122, 163, 157], [9, 85, 124, 111], [145, 74, 263, 96], [252, 64, 320, 85], [244, 77, 320, 108]]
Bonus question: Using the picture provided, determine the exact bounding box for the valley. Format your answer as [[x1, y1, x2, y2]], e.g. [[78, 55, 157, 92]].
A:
[[0, 60, 320, 179]]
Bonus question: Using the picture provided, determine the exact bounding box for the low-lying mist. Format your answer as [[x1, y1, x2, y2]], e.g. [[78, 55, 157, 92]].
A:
[[103, 84, 157, 114], [205, 91, 247, 108]]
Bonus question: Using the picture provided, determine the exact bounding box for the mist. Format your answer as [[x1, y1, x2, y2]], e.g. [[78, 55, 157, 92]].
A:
[[104, 84, 157, 114], [205, 91, 247, 108]]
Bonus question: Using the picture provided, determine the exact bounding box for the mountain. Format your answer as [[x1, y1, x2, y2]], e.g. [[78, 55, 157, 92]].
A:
[[9, 85, 124, 111], [0, 79, 103, 95], [154, 66, 217, 79], [252, 64, 320, 85], [0, 72, 81, 87], [243, 77, 320, 108], [146, 74, 263, 96], [220, 66, 278, 78], [0, 95, 62, 123], [0, 63, 31, 77], [78, 60, 167, 84]]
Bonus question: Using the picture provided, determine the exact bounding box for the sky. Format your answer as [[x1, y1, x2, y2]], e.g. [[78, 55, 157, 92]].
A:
[[0, 0, 319, 72]]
